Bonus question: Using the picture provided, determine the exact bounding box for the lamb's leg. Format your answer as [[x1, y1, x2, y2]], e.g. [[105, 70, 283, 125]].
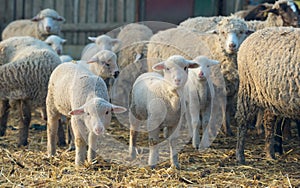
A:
[[148, 128, 160, 169], [17, 100, 31, 147], [72, 119, 87, 165], [167, 124, 181, 169], [0, 100, 10, 137], [87, 132, 97, 163], [57, 119, 67, 147], [129, 111, 140, 159], [274, 117, 283, 155], [190, 110, 200, 149], [263, 110, 276, 159], [66, 117, 75, 151], [296, 119, 300, 140], [255, 109, 264, 135], [47, 113, 60, 156], [282, 118, 292, 140]]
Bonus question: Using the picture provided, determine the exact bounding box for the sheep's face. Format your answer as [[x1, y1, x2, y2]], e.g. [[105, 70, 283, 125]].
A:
[[68, 98, 126, 135], [44, 35, 66, 55], [152, 55, 198, 89], [191, 56, 220, 81], [87, 50, 119, 79], [32, 9, 65, 35], [217, 18, 251, 55]]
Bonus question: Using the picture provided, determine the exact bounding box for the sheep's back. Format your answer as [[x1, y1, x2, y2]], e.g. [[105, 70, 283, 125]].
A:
[[2, 20, 37, 40], [237, 27, 300, 118]]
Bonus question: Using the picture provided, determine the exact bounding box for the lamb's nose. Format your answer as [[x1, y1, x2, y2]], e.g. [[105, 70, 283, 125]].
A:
[[114, 71, 119, 78], [46, 26, 51, 32], [229, 43, 236, 48]]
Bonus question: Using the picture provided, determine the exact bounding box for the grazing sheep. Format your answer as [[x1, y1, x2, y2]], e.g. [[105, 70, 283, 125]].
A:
[[180, 0, 299, 32], [2, 9, 65, 41], [47, 62, 126, 165], [129, 55, 199, 169], [235, 27, 300, 164], [184, 56, 220, 149], [78, 50, 119, 79], [0, 36, 61, 146], [81, 35, 120, 61], [148, 16, 252, 136]]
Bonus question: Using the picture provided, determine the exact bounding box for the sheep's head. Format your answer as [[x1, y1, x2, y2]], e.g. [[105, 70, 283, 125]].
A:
[[44, 35, 66, 55], [88, 35, 121, 51], [32, 8, 65, 35], [191, 56, 220, 81], [87, 50, 119, 79], [267, 0, 299, 27], [152, 55, 198, 89], [68, 98, 126, 135], [211, 16, 253, 55]]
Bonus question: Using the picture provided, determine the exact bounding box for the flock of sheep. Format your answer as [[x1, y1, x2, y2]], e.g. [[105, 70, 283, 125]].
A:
[[0, 0, 300, 168]]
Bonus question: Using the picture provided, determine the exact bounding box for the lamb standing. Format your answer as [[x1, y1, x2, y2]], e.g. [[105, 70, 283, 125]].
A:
[[0, 36, 61, 146], [2, 8, 65, 41], [129, 55, 198, 168], [184, 56, 220, 149], [235, 27, 300, 164], [47, 62, 126, 165]]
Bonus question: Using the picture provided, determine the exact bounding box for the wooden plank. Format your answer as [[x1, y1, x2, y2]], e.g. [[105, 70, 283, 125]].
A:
[[43, 0, 55, 9], [87, 0, 97, 23], [4, 0, 15, 21], [15, 0, 25, 19], [78, 0, 88, 45], [72, 0, 79, 45], [64, 0, 74, 44], [107, 0, 115, 22], [62, 22, 130, 32], [126, 0, 135, 22], [116, 0, 125, 22], [97, 0, 107, 22], [33, 0, 43, 15]]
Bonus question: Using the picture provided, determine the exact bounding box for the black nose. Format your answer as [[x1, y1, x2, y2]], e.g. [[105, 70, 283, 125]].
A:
[[46, 26, 51, 32], [114, 71, 119, 78], [229, 43, 236, 48]]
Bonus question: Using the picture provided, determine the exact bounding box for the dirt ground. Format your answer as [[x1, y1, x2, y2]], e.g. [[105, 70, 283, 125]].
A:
[[0, 110, 299, 187]]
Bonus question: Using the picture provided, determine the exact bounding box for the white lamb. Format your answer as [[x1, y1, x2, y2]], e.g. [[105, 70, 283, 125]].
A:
[[81, 35, 120, 61], [44, 35, 73, 63], [184, 56, 220, 149], [129, 55, 198, 169], [47, 62, 126, 165], [2, 8, 65, 41]]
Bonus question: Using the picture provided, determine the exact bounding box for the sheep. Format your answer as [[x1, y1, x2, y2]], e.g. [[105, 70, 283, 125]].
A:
[[47, 62, 126, 165], [0, 36, 61, 146], [184, 56, 220, 149], [59, 55, 73, 63], [78, 49, 119, 80], [81, 34, 120, 61], [2, 8, 65, 41], [129, 55, 199, 169], [234, 3, 274, 21], [147, 16, 252, 136], [235, 27, 300, 164], [179, 0, 299, 32]]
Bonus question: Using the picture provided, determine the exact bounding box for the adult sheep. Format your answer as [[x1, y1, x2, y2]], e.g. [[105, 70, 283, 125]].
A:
[[129, 55, 199, 169], [47, 62, 126, 165], [147, 16, 251, 136], [235, 27, 300, 164], [0, 36, 61, 146], [2, 9, 65, 41]]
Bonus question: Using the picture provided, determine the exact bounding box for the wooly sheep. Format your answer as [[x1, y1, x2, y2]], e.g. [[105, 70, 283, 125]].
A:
[[235, 27, 300, 164], [129, 55, 199, 169], [81, 34, 120, 61], [44, 35, 73, 63], [184, 56, 220, 149], [148, 16, 252, 136], [47, 62, 126, 165], [180, 0, 299, 33], [0, 36, 61, 146], [2, 9, 65, 41], [78, 49, 119, 79]]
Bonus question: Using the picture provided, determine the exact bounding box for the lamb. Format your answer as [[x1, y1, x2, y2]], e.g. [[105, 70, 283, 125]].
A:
[[0, 36, 61, 146], [235, 27, 300, 164], [184, 56, 220, 149], [129, 55, 199, 169], [2, 8, 65, 41], [81, 35, 120, 61], [47, 62, 126, 165], [44, 35, 74, 63], [147, 16, 252, 136], [179, 0, 299, 32], [78, 49, 119, 79]]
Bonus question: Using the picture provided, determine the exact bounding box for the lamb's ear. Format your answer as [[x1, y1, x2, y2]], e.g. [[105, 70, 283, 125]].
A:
[[68, 108, 85, 116], [31, 16, 42, 22], [111, 38, 121, 45], [87, 57, 98, 64], [208, 59, 220, 66], [206, 29, 218, 34], [152, 61, 165, 71], [186, 60, 199, 69], [61, 39, 67, 44], [88, 37, 97, 42], [56, 16, 65, 22], [267, 8, 279, 15], [111, 104, 127, 113], [246, 30, 254, 35]]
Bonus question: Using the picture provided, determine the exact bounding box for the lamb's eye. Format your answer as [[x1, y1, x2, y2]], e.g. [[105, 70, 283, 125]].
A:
[[86, 112, 90, 115], [166, 67, 170, 71], [105, 111, 109, 115], [239, 31, 244, 35], [106, 63, 110, 67], [184, 67, 187, 71]]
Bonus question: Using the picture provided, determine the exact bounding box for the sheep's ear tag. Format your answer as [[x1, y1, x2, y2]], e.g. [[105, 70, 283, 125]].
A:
[[87, 57, 98, 64], [68, 109, 85, 116]]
